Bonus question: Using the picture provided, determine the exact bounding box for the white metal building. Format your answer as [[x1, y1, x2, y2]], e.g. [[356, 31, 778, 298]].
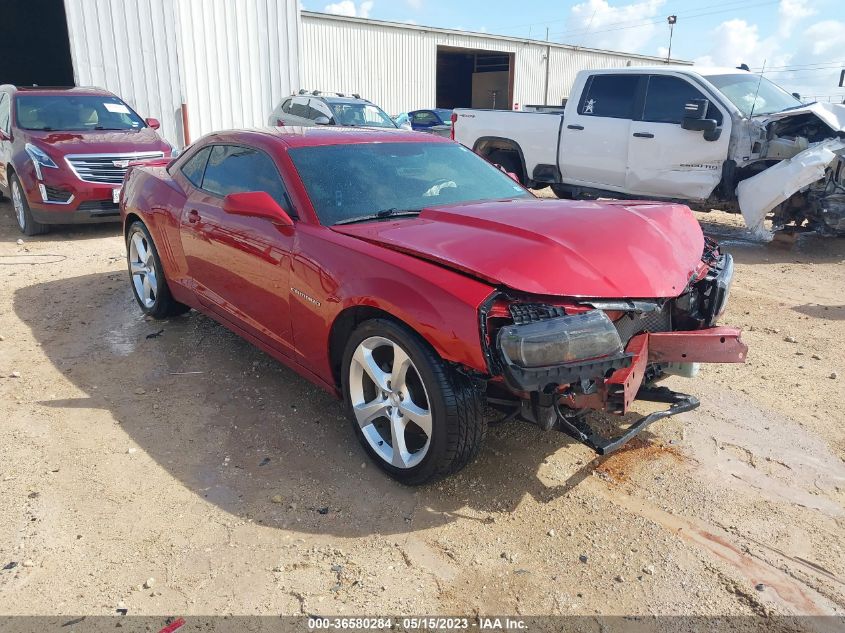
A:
[[2, 0, 301, 147], [301, 11, 690, 115]]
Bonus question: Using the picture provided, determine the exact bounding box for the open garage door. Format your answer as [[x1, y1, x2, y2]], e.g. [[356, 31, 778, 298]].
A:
[[0, 0, 74, 86], [436, 46, 513, 110]]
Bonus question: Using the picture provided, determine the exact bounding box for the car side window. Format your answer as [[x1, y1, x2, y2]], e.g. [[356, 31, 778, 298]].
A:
[[289, 98, 309, 118], [180, 146, 212, 187], [0, 94, 10, 134], [578, 74, 640, 119], [201, 144, 289, 211], [281, 99, 292, 114], [643, 75, 723, 125]]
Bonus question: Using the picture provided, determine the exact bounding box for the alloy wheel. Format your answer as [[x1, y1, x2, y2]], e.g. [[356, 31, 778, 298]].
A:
[[348, 336, 433, 469], [11, 180, 25, 230], [129, 230, 158, 308]]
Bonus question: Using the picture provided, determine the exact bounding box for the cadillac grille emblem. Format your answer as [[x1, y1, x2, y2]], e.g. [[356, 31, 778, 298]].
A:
[[113, 160, 131, 168]]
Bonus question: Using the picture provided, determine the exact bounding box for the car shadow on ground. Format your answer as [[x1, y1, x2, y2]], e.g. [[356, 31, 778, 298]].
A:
[[14, 270, 663, 537], [0, 201, 121, 244]]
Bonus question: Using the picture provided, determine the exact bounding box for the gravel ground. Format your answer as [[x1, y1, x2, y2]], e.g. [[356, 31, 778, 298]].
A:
[[0, 200, 843, 621]]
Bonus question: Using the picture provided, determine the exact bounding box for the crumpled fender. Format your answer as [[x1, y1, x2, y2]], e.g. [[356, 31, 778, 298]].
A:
[[736, 138, 845, 237]]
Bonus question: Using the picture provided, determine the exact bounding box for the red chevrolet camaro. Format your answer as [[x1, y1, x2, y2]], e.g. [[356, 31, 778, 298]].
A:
[[120, 127, 747, 484]]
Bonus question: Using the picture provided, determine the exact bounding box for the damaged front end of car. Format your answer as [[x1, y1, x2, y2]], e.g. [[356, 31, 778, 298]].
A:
[[481, 239, 747, 455]]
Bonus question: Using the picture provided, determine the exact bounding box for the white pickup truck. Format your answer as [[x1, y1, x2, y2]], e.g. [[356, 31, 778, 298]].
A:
[[453, 66, 845, 236]]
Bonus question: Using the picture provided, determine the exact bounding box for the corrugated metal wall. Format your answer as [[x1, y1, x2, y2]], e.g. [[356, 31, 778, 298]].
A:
[[63, 0, 301, 147], [301, 13, 689, 114], [175, 0, 300, 143], [64, 0, 184, 146]]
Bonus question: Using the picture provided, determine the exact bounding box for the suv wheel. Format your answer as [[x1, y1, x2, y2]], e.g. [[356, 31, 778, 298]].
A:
[[342, 318, 485, 485], [11, 174, 48, 236]]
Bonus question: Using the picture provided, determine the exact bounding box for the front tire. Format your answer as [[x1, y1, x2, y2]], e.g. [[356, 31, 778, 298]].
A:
[[126, 220, 189, 319], [341, 319, 485, 485], [11, 174, 48, 236]]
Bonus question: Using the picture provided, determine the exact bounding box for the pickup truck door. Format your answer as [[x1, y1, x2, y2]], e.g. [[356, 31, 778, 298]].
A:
[[626, 74, 731, 200], [179, 143, 295, 356], [559, 73, 641, 188]]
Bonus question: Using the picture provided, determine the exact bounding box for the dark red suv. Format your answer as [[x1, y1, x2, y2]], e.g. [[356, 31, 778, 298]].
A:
[[0, 86, 173, 235]]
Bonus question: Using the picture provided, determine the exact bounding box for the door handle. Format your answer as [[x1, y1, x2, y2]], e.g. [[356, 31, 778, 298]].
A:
[[187, 209, 200, 223], [633, 132, 655, 138], [567, 124, 584, 130]]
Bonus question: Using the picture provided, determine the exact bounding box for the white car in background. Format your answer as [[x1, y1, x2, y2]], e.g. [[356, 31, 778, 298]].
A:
[[269, 91, 398, 129]]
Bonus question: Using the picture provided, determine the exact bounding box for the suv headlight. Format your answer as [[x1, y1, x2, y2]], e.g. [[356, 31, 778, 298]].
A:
[[25, 143, 58, 180], [498, 310, 623, 368]]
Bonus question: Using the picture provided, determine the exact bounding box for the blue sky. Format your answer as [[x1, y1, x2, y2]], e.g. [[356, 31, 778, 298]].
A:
[[301, 0, 845, 102]]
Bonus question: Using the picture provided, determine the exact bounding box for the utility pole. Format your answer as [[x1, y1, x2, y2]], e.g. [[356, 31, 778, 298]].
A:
[[666, 15, 677, 63]]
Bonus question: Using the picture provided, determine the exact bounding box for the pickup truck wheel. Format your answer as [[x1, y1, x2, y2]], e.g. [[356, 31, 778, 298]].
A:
[[126, 221, 190, 319], [11, 174, 48, 236], [486, 150, 524, 185], [342, 319, 485, 485], [551, 184, 574, 199]]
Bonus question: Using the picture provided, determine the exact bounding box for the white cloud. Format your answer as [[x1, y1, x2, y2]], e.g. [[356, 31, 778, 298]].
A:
[[406, 0, 423, 9], [565, 0, 666, 52], [324, 0, 373, 18], [695, 6, 845, 100]]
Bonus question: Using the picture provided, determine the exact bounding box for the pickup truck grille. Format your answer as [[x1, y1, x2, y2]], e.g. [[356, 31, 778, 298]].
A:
[[65, 152, 164, 185]]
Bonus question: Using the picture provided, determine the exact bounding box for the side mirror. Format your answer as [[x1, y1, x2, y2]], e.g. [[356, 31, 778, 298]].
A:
[[222, 191, 294, 226], [313, 116, 331, 125], [681, 99, 720, 141], [145, 118, 161, 130], [0, 129, 9, 142], [791, 92, 801, 101]]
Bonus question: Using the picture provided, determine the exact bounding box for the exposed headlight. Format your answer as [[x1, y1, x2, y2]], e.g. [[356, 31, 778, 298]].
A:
[[25, 143, 58, 180], [712, 253, 734, 319], [498, 310, 623, 368]]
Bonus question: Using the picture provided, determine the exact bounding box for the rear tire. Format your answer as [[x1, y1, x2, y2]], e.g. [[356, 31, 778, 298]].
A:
[[486, 149, 524, 185], [11, 174, 48, 236], [341, 318, 485, 485], [126, 220, 190, 319]]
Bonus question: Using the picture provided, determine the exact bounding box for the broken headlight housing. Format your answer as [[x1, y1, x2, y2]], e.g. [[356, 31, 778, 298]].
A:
[[498, 310, 623, 368]]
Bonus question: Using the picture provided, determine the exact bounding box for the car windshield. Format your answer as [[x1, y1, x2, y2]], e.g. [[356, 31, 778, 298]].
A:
[[328, 103, 397, 128], [15, 95, 146, 131], [288, 142, 532, 225], [705, 73, 803, 117]]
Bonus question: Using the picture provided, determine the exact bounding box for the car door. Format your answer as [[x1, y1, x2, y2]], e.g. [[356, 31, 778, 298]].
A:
[[0, 93, 12, 192], [559, 73, 641, 188], [627, 74, 731, 200], [179, 144, 296, 356]]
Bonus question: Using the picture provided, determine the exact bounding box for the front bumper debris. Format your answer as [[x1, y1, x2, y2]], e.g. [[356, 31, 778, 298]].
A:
[[509, 326, 747, 454], [563, 386, 700, 455]]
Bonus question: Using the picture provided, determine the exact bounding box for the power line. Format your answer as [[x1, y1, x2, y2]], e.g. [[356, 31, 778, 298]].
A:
[[545, 0, 778, 39]]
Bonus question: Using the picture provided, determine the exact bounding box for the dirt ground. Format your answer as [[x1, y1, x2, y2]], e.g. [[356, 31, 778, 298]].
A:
[[0, 199, 843, 623]]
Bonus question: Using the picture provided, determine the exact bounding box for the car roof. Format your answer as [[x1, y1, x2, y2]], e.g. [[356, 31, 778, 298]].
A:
[[203, 126, 451, 149], [1, 85, 119, 98]]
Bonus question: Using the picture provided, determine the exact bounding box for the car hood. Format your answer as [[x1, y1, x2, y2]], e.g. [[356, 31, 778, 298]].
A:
[[760, 102, 845, 134], [26, 128, 169, 156], [332, 199, 705, 298]]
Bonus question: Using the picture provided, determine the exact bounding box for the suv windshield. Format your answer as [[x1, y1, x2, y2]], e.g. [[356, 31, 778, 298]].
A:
[[705, 73, 803, 117], [288, 142, 531, 225], [15, 95, 146, 131], [328, 102, 397, 128]]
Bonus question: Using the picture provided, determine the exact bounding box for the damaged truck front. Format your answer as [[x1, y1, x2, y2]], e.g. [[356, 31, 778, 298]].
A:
[[454, 66, 845, 237]]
